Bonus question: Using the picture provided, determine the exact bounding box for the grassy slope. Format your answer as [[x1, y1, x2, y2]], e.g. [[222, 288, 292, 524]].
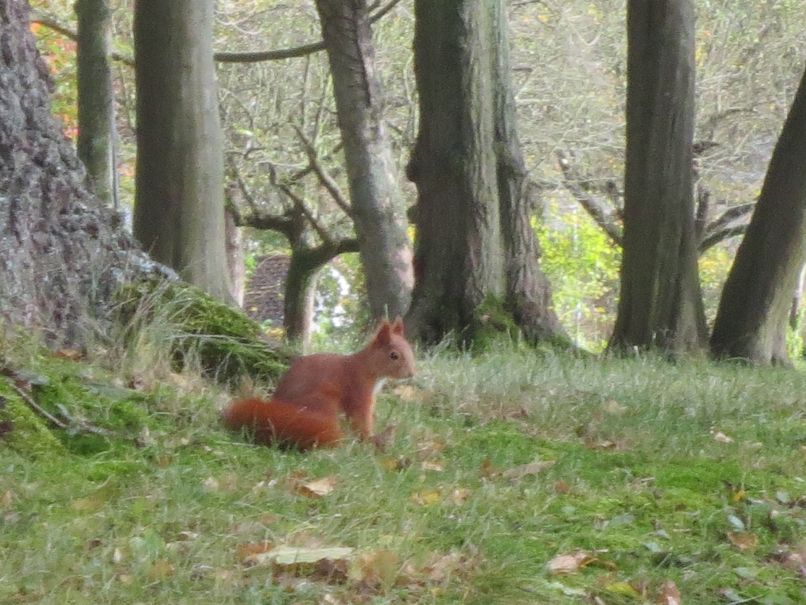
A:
[[1, 349, 805, 604]]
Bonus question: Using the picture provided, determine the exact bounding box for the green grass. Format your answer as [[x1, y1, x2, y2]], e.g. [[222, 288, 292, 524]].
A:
[[1, 349, 805, 604]]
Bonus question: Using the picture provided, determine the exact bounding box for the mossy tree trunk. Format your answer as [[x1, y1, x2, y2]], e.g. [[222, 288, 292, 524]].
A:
[[314, 0, 414, 320], [710, 66, 806, 365], [609, 0, 706, 354], [406, 0, 565, 346], [133, 0, 233, 303], [75, 0, 115, 207], [0, 0, 169, 345]]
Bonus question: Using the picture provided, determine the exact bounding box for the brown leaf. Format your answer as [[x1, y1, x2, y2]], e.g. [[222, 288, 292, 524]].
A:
[[1, 490, 14, 509], [657, 580, 681, 605], [147, 559, 176, 581], [54, 348, 83, 361], [547, 550, 594, 575], [450, 488, 471, 505], [379, 455, 411, 471], [553, 480, 572, 494], [294, 475, 338, 498], [355, 549, 400, 589], [236, 541, 274, 564], [479, 457, 496, 479], [727, 531, 758, 551]]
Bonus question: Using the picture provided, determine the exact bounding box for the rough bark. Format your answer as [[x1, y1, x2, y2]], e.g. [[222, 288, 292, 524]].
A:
[[491, 1, 566, 345], [133, 0, 233, 303], [710, 66, 806, 364], [0, 0, 171, 345], [314, 0, 413, 320], [609, 0, 706, 354], [406, 0, 565, 346], [75, 0, 115, 206]]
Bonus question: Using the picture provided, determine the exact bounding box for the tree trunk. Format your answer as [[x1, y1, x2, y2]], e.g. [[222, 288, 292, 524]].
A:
[[609, 0, 706, 354], [133, 0, 233, 303], [224, 207, 244, 305], [75, 0, 115, 207], [406, 0, 565, 346], [314, 0, 413, 320], [710, 66, 806, 365], [491, 1, 567, 345], [0, 0, 170, 345]]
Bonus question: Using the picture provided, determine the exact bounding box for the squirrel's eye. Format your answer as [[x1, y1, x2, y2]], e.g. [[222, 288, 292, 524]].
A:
[[389, 351, 400, 360]]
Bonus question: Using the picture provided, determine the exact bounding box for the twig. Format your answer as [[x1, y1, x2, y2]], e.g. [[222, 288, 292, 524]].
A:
[[292, 126, 353, 217], [9, 382, 68, 430]]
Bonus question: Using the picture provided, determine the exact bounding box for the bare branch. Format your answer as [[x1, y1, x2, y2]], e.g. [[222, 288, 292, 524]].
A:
[[293, 126, 353, 217], [699, 224, 748, 253], [277, 182, 333, 244], [214, 0, 402, 64], [30, 13, 135, 67], [704, 202, 755, 236], [556, 151, 623, 246]]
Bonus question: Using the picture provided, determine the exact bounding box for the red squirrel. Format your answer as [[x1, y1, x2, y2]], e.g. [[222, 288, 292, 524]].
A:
[[222, 317, 415, 450]]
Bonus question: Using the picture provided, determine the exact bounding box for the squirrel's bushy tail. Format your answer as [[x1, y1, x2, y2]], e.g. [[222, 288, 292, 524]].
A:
[[222, 398, 343, 450]]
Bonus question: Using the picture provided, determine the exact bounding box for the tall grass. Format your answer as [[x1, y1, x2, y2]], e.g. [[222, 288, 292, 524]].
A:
[[1, 347, 804, 604]]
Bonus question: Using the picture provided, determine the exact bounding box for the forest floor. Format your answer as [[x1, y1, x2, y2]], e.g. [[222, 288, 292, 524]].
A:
[[1, 344, 805, 604]]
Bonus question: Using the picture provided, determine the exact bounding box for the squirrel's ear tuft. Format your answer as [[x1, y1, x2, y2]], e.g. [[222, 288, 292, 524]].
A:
[[391, 316, 405, 336], [374, 321, 392, 345]]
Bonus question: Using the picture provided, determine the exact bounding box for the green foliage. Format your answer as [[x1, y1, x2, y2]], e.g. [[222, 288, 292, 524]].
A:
[[535, 206, 621, 349]]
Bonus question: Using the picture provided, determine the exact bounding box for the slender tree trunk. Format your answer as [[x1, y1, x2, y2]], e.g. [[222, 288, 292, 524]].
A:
[[133, 0, 233, 302], [75, 0, 115, 206], [224, 208, 244, 305], [0, 0, 169, 345], [406, 0, 565, 346], [609, 0, 706, 354], [491, 1, 566, 345], [711, 66, 806, 364], [314, 0, 413, 320]]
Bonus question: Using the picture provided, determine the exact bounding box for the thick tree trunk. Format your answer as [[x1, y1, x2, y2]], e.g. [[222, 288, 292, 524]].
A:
[[0, 0, 170, 345], [610, 0, 706, 354], [491, 1, 566, 345], [75, 0, 115, 206], [314, 0, 413, 320], [406, 0, 565, 346], [406, 0, 502, 344], [710, 66, 806, 365], [133, 0, 233, 303]]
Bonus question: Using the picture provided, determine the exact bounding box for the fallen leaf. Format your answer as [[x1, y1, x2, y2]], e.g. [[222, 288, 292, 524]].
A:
[[554, 480, 572, 494], [547, 550, 594, 575], [245, 545, 354, 568], [54, 348, 83, 361], [424, 551, 465, 583], [479, 457, 496, 479], [411, 489, 442, 506], [421, 460, 445, 472], [605, 581, 640, 598], [657, 580, 681, 605], [602, 399, 627, 415], [713, 431, 734, 444], [294, 475, 338, 498], [450, 488, 471, 505], [201, 477, 220, 493], [501, 459, 556, 480], [236, 541, 274, 564], [1, 490, 15, 508], [379, 455, 411, 471], [147, 559, 175, 581], [727, 531, 758, 551], [354, 548, 399, 589]]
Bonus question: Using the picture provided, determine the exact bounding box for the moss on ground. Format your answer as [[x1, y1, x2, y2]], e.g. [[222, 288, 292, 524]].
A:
[[116, 280, 291, 384]]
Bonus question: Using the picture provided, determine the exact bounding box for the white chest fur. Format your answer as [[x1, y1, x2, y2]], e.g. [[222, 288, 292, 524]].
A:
[[373, 378, 387, 396]]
